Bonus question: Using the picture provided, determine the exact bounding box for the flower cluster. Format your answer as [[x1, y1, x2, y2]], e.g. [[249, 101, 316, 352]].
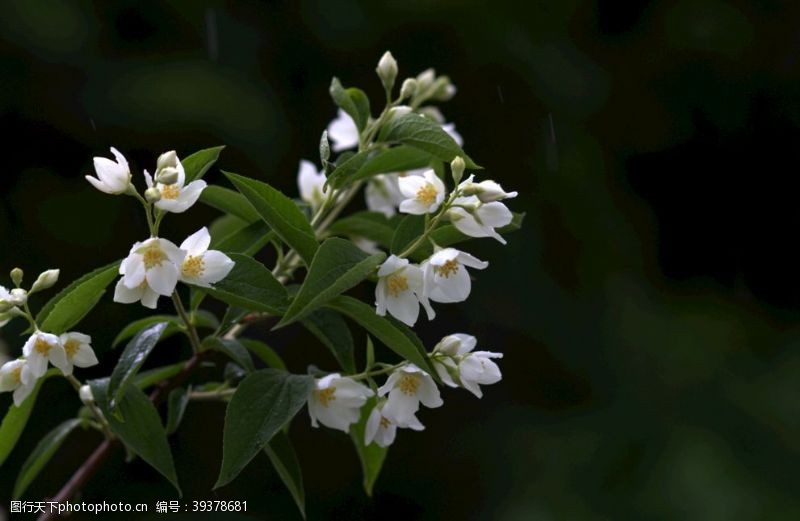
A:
[[306, 334, 502, 448], [0, 270, 98, 406]]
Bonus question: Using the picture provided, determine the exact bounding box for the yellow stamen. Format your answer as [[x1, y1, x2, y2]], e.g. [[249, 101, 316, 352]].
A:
[[315, 387, 336, 407], [379, 416, 391, 429], [386, 274, 409, 297], [142, 244, 167, 269], [64, 339, 80, 358], [160, 184, 181, 200], [182, 256, 205, 278], [398, 373, 420, 396], [34, 337, 52, 356], [433, 259, 460, 278], [416, 184, 438, 205], [10, 366, 22, 385]]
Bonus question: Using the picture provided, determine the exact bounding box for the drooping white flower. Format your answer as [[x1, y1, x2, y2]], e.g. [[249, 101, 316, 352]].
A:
[[459, 175, 517, 202], [115, 238, 185, 309], [22, 331, 68, 377], [364, 400, 424, 448], [375, 255, 434, 326], [447, 196, 514, 244], [0, 359, 37, 406], [60, 332, 99, 375], [397, 170, 446, 215], [378, 364, 442, 424], [85, 147, 131, 195], [144, 153, 206, 213], [297, 160, 329, 210], [308, 373, 374, 433], [327, 109, 360, 152], [432, 334, 503, 398], [178, 228, 235, 288], [422, 247, 488, 304]]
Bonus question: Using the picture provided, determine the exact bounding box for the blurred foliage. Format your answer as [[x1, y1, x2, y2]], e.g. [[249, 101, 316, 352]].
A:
[[2, 0, 800, 519]]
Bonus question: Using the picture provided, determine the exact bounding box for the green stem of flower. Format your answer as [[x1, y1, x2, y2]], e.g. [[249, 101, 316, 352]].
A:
[[349, 362, 405, 381], [171, 292, 203, 354], [188, 388, 236, 401], [65, 374, 114, 439]]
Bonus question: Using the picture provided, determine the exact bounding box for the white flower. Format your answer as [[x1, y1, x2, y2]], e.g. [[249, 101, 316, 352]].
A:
[[378, 364, 442, 424], [366, 174, 403, 217], [144, 154, 206, 213], [327, 109, 360, 152], [447, 196, 513, 245], [308, 373, 374, 433], [375, 255, 434, 326], [114, 238, 185, 309], [85, 147, 131, 195], [432, 334, 503, 398], [297, 160, 329, 210], [422, 247, 488, 304], [8, 288, 27, 307], [397, 170, 446, 215], [459, 175, 517, 202], [364, 400, 424, 448], [22, 331, 68, 377], [178, 228, 235, 288], [0, 359, 37, 406], [59, 332, 99, 375]]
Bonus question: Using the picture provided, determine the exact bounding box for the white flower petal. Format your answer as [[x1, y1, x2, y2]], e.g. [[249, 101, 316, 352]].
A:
[[180, 227, 211, 255], [200, 250, 235, 285], [146, 263, 179, 296]]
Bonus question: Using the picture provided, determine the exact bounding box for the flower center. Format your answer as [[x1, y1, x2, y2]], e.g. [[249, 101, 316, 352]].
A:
[[314, 387, 336, 407], [160, 184, 181, 200], [398, 373, 420, 396], [64, 339, 80, 358], [34, 337, 53, 356], [142, 245, 167, 269], [10, 366, 22, 384], [416, 184, 438, 205], [182, 256, 205, 278], [386, 274, 409, 297], [379, 416, 391, 429], [433, 259, 460, 278]]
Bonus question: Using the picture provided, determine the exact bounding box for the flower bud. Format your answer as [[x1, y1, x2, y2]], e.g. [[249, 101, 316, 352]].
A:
[[157, 150, 179, 171], [418, 106, 445, 123], [0, 301, 13, 313], [388, 105, 413, 121], [29, 269, 59, 294], [10, 268, 23, 287], [400, 78, 418, 100], [79, 384, 95, 405], [416, 68, 435, 90], [155, 166, 180, 185], [9, 288, 27, 307], [319, 130, 331, 163], [376, 51, 398, 91], [144, 187, 162, 203], [451, 156, 466, 185], [432, 77, 456, 101]]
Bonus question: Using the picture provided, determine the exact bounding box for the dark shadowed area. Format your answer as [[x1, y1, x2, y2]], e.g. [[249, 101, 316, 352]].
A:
[[2, 1, 800, 519]]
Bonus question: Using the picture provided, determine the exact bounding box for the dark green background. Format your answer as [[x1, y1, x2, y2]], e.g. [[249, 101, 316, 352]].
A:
[[2, 1, 800, 519]]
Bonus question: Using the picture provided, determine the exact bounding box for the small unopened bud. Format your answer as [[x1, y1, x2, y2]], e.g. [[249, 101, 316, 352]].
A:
[[29, 269, 60, 294], [155, 167, 179, 185], [10, 268, 23, 287], [157, 150, 179, 171], [418, 106, 445, 123], [388, 105, 413, 121], [79, 385, 95, 405], [319, 130, 331, 163], [144, 187, 162, 203], [416, 68, 435, 90], [400, 78, 418, 100], [376, 51, 398, 91], [432, 77, 456, 101], [450, 156, 466, 185], [9, 288, 27, 307]]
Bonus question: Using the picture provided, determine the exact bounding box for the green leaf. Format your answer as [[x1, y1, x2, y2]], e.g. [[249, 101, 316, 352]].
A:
[[365, 335, 375, 371], [324, 150, 371, 190], [225, 172, 319, 265], [89, 379, 180, 494], [276, 238, 385, 328], [36, 262, 120, 334], [390, 215, 425, 255], [182, 145, 225, 183], [215, 369, 314, 488], [301, 309, 356, 373], [328, 211, 399, 248], [327, 146, 433, 189], [133, 363, 185, 390], [13, 418, 82, 499], [325, 296, 435, 375], [379, 113, 479, 168], [213, 223, 274, 256], [166, 388, 189, 435], [111, 313, 218, 349], [350, 397, 387, 496], [240, 339, 286, 370], [329, 77, 370, 131], [209, 214, 248, 246], [204, 337, 255, 373], [0, 370, 56, 467], [204, 253, 288, 314], [108, 322, 169, 413], [200, 185, 261, 223], [264, 431, 306, 519]]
